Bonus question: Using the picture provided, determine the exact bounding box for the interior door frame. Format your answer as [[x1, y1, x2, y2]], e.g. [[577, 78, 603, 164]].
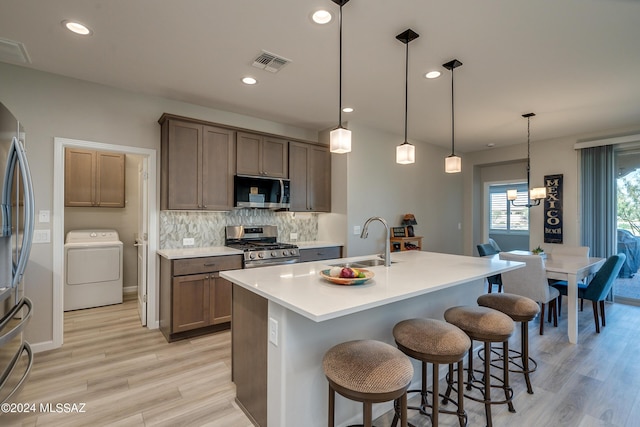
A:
[[52, 137, 158, 350]]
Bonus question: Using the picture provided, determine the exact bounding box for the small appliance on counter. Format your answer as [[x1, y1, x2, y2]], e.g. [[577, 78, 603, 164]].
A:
[[225, 225, 299, 268], [0, 102, 35, 403]]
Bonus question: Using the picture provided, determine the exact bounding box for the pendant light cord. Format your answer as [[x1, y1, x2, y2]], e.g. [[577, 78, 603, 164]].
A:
[[404, 41, 408, 143], [526, 115, 532, 203], [338, 4, 343, 128], [450, 67, 455, 155]]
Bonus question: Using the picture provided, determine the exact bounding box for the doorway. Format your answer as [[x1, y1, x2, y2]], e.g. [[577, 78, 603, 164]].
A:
[[51, 137, 158, 350], [614, 146, 640, 305]]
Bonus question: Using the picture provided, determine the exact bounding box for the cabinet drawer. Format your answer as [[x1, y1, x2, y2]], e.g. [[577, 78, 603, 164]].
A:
[[299, 246, 342, 263], [173, 255, 242, 276]]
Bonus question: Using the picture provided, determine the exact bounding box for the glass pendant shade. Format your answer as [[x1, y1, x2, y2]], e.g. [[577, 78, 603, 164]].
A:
[[507, 189, 518, 201], [330, 127, 352, 153], [445, 155, 461, 173], [530, 187, 547, 200], [396, 142, 415, 165]]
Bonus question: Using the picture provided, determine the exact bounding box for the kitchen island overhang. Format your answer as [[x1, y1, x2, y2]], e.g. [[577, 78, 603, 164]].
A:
[[221, 250, 523, 427]]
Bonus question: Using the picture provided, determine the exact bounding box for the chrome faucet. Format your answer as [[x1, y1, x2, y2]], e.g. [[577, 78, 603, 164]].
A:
[[360, 216, 391, 267]]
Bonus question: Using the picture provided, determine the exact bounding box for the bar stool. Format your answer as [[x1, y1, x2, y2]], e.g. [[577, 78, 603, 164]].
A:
[[444, 306, 515, 427], [477, 293, 540, 394], [322, 339, 414, 427], [391, 318, 471, 427]]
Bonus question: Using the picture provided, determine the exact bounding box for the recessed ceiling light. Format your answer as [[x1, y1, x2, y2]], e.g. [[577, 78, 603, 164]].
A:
[[242, 77, 257, 85], [62, 20, 93, 36], [312, 10, 332, 24], [487, 143, 495, 148], [342, 107, 354, 113], [425, 71, 441, 79]]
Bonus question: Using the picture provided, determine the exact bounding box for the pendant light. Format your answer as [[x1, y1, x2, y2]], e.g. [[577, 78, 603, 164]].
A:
[[443, 59, 462, 173], [507, 113, 547, 207], [329, 0, 351, 154], [396, 29, 419, 165]]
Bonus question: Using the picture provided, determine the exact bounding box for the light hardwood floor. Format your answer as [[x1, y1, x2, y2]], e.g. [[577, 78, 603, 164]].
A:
[[3, 294, 640, 426]]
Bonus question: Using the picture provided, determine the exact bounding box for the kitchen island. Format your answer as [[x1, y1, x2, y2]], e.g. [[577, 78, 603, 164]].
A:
[[220, 250, 522, 427]]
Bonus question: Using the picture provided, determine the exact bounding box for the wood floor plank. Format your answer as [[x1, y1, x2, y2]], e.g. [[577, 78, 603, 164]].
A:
[[3, 294, 640, 426]]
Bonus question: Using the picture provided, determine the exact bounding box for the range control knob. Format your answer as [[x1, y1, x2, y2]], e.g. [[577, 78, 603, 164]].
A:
[[282, 250, 288, 256], [258, 252, 265, 259], [249, 253, 256, 260], [271, 251, 277, 257], [290, 250, 296, 255]]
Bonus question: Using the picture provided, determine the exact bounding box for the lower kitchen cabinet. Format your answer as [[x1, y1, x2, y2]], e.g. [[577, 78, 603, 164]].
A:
[[299, 246, 342, 262], [160, 254, 242, 341]]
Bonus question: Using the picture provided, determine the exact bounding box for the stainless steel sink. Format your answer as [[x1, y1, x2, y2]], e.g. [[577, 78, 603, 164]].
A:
[[329, 258, 395, 268]]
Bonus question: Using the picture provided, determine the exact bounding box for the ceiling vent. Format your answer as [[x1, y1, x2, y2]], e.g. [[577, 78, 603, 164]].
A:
[[0, 38, 31, 64], [252, 50, 291, 73]]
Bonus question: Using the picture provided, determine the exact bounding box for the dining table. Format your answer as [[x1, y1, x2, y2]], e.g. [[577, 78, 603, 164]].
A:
[[494, 250, 606, 344]]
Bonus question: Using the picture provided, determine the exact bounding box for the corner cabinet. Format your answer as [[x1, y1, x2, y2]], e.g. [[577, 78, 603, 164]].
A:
[[236, 132, 288, 178], [159, 254, 242, 342], [289, 142, 331, 212], [160, 116, 235, 210], [64, 148, 125, 207]]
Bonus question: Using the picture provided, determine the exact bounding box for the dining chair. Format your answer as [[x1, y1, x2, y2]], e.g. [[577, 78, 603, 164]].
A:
[[477, 243, 502, 293], [498, 253, 560, 335], [552, 253, 625, 333], [550, 245, 590, 258]]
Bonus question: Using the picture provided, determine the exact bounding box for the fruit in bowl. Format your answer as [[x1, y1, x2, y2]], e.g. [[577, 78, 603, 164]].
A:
[[330, 267, 366, 278]]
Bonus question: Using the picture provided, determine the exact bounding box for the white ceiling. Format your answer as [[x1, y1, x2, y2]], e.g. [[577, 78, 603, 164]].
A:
[[1, 0, 640, 152]]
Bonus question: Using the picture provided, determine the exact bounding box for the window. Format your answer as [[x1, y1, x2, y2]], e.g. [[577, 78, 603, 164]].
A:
[[489, 183, 529, 232]]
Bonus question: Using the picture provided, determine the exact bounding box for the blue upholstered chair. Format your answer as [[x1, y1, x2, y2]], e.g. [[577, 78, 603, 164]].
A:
[[551, 253, 626, 333], [477, 243, 502, 293]]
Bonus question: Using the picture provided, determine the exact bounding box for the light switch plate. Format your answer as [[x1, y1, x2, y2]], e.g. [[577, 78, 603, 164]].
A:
[[353, 225, 361, 235], [39, 210, 50, 223], [290, 232, 298, 241], [269, 317, 278, 346], [33, 229, 50, 243], [182, 237, 195, 246]]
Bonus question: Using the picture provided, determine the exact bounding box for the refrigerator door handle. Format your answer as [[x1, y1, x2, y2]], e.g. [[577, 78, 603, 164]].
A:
[[0, 297, 33, 347], [11, 138, 34, 287]]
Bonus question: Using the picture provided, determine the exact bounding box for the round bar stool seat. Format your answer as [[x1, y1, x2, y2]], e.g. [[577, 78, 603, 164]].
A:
[[323, 339, 414, 427], [477, 293, 540, 394], [444, 306, 516, 427], [392, 318, 471, 427]]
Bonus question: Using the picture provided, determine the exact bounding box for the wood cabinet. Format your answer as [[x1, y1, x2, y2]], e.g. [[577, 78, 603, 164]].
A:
[[299, 246, 342, 262], [160, 118, 235, 210], [237, 132, 288, 178], [159, 254, 242, 341], [64, 148, 125, 207], [289, 141, 331, 212], [390, 236, 423, 252]]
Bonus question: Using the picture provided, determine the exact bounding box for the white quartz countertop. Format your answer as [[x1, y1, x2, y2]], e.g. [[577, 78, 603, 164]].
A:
[[156, 246, 243, 260], [220, 251, 523, 322]]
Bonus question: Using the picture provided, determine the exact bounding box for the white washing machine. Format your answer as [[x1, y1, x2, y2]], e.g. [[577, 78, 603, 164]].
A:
[[64, 229, 123, 311]]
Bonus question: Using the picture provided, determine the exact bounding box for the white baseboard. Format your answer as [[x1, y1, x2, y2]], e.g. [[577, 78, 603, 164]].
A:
[[29, 339, 59, 354], [123, 286, 137, 295]]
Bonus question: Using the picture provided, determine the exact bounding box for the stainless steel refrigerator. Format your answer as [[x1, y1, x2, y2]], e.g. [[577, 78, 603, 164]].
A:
[[0, 102, 34, 402]]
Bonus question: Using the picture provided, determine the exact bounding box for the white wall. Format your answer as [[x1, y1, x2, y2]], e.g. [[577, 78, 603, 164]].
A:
[[331, 122, 464, 257], [0, 62, 317, 347]]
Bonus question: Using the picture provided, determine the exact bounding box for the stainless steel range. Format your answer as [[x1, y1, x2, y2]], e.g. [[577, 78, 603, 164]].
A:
[[225, 225, 299, 268]]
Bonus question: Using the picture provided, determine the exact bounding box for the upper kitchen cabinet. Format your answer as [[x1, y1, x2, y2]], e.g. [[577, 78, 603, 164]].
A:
[[64, 148, 125, 208], [237, 132, 288, 178], [289, 142, 331, 212], [160, 116, 235, 211]]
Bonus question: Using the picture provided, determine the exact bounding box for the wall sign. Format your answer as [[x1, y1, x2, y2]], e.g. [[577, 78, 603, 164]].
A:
[[544, 174, 563, 243]]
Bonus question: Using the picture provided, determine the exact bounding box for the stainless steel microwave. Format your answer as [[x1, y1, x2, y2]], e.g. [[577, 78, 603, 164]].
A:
[[234, 175, 290, 209]]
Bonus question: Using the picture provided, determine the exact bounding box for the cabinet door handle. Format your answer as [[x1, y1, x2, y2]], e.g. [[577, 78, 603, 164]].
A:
[[203, 263, 217, 267]]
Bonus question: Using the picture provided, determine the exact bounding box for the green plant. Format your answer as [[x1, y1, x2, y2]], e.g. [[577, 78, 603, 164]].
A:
[[532, 246, 544, 255]]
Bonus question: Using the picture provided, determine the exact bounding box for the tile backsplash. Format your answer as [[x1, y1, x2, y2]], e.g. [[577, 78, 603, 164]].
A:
[[160, 210, 318, 249]]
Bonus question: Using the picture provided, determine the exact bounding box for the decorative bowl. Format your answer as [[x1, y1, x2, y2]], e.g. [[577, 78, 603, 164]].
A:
[[319, 269, 374, 286]]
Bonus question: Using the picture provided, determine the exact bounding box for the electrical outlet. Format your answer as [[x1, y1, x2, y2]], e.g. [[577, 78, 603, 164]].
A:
[[269, 317, 278, 346], [290, 232, 298, 241], [353, 225, 361, 235], [183, 237, 195, 246]]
